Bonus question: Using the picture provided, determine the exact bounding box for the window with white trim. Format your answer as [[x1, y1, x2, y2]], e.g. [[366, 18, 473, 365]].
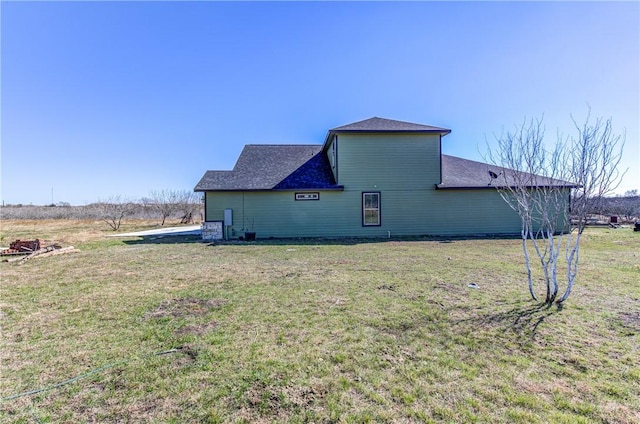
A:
[[362, 192, 381, 226]]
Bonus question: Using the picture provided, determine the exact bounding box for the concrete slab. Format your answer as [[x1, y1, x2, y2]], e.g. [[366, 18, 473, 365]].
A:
[[107, 225, 202, 237]]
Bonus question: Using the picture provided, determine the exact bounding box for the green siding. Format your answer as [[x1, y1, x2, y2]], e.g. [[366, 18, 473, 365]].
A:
[[206, 188, 525, 238], [421, 189, 522, 235], [203, 132, 565, 238], [206, 191, 364, 238], [336, 133, 441, 189]]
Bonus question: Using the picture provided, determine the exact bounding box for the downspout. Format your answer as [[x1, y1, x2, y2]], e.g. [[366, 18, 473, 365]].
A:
[[438, 134, 443, 185], [242, 191, 245, 233], [335, 135, 339, 183]]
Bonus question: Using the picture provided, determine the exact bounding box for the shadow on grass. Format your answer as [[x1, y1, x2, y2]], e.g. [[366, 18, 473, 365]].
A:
[[435, 234, 521, 244], [122, 233, 522, 246], [255, 233, 522, 245], [122, 235, 204, 245], [454, 302, 558, 343]]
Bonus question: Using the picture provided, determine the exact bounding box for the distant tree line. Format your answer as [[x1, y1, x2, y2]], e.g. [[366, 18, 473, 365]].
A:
[[590, 190, 640, 222], [0, 189, 203, 230]]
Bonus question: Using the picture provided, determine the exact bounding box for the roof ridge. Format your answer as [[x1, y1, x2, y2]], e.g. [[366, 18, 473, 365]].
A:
[[329, 116, 451, 133], [244, 143, 322, 146]]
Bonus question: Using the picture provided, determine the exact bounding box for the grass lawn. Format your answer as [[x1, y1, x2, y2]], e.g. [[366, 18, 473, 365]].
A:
[[1, 220, 639, 423]]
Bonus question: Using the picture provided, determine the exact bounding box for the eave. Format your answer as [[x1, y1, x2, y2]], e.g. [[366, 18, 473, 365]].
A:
[[195, 186, 345, 193]]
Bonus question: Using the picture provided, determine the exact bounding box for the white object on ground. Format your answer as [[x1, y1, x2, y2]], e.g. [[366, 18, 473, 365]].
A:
[[107, 225, 202, 237]]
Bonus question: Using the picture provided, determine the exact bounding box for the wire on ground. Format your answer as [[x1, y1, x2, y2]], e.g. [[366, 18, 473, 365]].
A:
[[1, 347, 185, 402]]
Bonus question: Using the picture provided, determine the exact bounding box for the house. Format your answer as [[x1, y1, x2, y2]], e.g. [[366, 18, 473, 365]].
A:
[[194, 117, 568, 240]]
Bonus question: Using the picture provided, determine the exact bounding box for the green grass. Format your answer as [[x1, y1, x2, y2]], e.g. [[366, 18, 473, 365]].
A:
[[1, 220, 639, 423]]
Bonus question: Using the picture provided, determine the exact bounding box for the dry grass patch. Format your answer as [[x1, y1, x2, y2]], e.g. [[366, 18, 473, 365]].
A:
[[145, 298, 226, 320], [0, 219, 192, 246]]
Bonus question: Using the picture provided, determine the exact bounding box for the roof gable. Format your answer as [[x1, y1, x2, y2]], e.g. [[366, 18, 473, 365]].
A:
[[194, 145, 340, 191], [273, 151, 338, 190], [233, 145, 320, 187]]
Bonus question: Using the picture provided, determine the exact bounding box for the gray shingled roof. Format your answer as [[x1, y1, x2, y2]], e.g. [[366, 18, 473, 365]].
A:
[[194, 118, 573, 192], [195, 149, 572, 192], [194, 145, 340, 191], [330, 117, 451, 134], [438, 155, 574, 189], [323, 117, 451, 149]]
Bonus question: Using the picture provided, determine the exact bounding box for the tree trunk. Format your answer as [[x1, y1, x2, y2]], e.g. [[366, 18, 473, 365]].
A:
[[522, 230, 537, 301]]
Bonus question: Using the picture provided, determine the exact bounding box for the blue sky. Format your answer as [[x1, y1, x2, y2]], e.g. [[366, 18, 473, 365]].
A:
[[2, 1, 638, 205]]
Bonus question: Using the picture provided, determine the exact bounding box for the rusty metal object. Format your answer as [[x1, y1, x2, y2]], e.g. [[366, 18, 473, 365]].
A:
[[0, 239, 41, 255]]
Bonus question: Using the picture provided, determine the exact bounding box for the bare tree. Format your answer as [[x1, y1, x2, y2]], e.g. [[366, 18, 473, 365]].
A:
[[146, 189, 183, 226], [93, 195, 132, 230], [146, 189, 200, 226], [488, 110, 625, 306], [177, 191, 202, 224], [558, 112, 625, 303], [142, 190, 202, 225], [620, 190, 640, 221], [487, 117, 569, 303]]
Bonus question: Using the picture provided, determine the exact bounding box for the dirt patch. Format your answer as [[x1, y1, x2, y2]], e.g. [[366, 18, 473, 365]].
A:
[[241, 379, 328, 419], [619, 312, 640, 333], [145, 298, 225, 320], [174, 321, 219, 336], [244, 384, 281, 410], [280, 381, 328, 408]]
